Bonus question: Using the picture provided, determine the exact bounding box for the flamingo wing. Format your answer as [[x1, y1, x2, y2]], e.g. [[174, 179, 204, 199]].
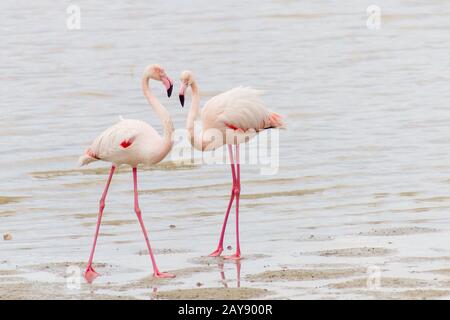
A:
[[86, 121, 140, 161], [203, 87, 282, 132]]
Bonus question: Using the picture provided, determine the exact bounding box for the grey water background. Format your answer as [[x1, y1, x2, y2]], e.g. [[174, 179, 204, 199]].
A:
[[2, 0, 450, 298]]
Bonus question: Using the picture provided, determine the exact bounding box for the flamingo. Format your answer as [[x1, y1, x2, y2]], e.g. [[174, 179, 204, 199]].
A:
[[178, 70, 285, 260], [78, 64, 176, 281]]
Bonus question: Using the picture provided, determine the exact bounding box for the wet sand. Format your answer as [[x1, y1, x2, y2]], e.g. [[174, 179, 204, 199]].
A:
[[247, 268, 367, 282], [152, 288, 269, 300], [2, 221, 450, 300]]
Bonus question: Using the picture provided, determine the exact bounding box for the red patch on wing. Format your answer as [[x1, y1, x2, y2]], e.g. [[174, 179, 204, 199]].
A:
[[120, 140, 133, 148], [225, 122, 239, 130]]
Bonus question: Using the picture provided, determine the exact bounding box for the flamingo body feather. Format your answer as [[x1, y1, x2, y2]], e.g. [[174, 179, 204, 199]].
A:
[[78, 119, 166, 167], [202, 87, 284, 133]]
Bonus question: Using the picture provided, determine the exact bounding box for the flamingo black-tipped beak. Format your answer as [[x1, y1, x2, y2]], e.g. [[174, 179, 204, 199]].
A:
[[179, 82, 187, 107], [179, 94, 185, 107], [161, 75, 173, 98]]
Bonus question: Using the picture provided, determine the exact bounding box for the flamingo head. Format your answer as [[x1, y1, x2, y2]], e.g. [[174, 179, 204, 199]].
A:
[[179, 70, 194, 107], [144, 64, 173, 97]]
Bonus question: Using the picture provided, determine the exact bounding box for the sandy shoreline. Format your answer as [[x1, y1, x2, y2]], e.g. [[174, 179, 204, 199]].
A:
[[3, 246, 450, 299]]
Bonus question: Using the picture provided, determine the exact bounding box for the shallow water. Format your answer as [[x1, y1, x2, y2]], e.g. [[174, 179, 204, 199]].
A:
[[2, 0, 450, 299]]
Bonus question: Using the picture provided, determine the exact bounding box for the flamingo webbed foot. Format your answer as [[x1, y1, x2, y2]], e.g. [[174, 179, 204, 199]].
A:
[[208, 248, 224, 257], [154, 271, 176, 278], [84, 265, 99, 283], [223, 253, 242, 260]]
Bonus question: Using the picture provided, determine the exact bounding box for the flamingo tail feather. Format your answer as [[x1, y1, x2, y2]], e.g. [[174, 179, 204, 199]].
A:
[[78, 153, 98, 167], [268, 112, 286, 129]]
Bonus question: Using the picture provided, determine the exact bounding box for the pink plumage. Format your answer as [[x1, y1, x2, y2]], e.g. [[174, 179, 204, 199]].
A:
[[78, 119, 165, 167], [178, 71, 285, 260], [202, 86, 285, 134], [80, 64, 176, 282]]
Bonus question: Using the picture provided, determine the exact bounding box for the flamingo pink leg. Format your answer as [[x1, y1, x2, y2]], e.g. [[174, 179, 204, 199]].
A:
[[84, 165, 116, 282], [224, 144, 242, 260], [132, 167, 175, 278], [208, 144, 237, 257]]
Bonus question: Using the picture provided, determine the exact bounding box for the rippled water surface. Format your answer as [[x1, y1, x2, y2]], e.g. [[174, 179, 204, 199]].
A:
[[2, 0, 450, 299]]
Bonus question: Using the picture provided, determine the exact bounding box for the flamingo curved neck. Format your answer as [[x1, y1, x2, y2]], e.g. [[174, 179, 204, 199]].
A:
[[186, 81, 212, 151], [141, 76, 174, 159]]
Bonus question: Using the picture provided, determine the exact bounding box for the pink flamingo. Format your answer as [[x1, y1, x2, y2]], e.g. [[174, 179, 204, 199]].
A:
[[178, 70, 285, 260], [78, 64, 176, 281]]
